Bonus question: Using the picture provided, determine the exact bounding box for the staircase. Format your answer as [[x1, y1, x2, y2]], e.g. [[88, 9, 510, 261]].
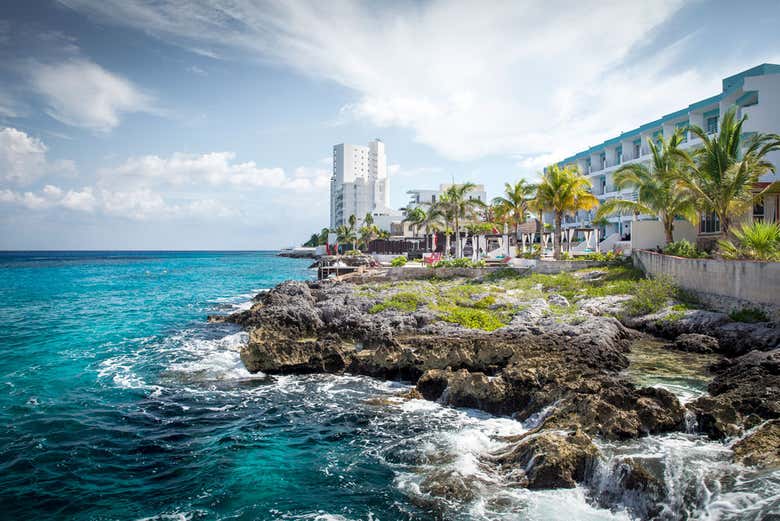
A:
[[598, 232, 621, 252]]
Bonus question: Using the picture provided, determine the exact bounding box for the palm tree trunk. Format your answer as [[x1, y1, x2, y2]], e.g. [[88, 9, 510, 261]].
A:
[[554, 214, 562, 260], [720, 212, 732, 239], [445, 221, 451, 257], [663, 219, 674, 245], [455, 217, 461, 258]]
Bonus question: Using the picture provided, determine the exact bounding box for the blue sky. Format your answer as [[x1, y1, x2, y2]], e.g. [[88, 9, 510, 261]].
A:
[[0, 0, 778, 249]]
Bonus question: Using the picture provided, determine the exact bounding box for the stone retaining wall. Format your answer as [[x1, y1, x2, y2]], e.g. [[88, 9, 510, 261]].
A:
[[633, 249, 780, 319]]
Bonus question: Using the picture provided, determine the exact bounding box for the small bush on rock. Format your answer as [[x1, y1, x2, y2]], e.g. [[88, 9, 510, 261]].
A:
[[369, 292, 422, 314], [663, 240, 707, 258], [624, 275, 678, 316], [729, 307, 769, 323], [433, 304, 506, 331], [390, 256, 408, 267]]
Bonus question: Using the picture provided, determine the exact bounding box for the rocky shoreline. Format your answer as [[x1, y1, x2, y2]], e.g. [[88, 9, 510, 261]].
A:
[[213, 266, 779, 516]]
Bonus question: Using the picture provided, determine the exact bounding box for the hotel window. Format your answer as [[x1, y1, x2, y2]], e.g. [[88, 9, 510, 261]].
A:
[[753, 199, 765, 223], [633, 140, 641, 158], [706, 116, 718, 135], [699, 211, 720, 234], [616, 145, 622, 164], [599, 152, 606, 169]]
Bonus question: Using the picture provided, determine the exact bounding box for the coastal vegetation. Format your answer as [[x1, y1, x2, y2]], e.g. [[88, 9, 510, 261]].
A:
[[663, 239, 707, 258], [390, 255, 408, 267], [717, 221, 780, 261]]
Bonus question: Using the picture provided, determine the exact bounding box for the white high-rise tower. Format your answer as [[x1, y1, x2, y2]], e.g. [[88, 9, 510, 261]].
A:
[[330, 139, 393, 229]]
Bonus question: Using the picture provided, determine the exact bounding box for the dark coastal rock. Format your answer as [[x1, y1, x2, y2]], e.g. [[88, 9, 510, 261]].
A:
[[578, 295, 633, 317], [689, 348, 780, 439], [416, 369, 511, 414], [671, 333, 720, 353], [547, 293, 570, 307], [494, 430, 599, 489], [240, 331, 351, 374], [418, 469, 478, 502], [732, 420, 780, 469], [233, 278, 690, 442], [623, 308, 778, 355], [593, 457, 667, 520], [541, 381, 685, 440]]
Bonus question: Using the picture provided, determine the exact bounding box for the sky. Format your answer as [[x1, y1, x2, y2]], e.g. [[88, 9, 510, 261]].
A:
[[0, 0, 778, 250]]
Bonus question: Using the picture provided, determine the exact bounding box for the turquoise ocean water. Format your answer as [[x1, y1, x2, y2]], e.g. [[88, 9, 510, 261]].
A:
[[2, 251, 777, 521]]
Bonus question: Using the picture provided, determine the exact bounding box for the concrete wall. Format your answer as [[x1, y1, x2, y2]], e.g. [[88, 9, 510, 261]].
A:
[[631, 220, 697, 251], [633, 249, 780, 318], [530, 259, 613, 274]]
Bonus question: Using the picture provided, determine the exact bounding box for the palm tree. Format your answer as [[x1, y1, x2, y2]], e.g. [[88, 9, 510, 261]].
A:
[[678, 106, 780, 238], [403, 206, 426, 238], [595, 130, 697, 245], [336, 214, 358, 252], [492, 179, 537, 241], [425, 195, 454, 255], [439, 183, 485, 257], [536, 164, 599, 259], [359, 223, 379, 251], [318, 227, 330, 245], [718, 221, 780, 261], [420, 205, 443, 251]]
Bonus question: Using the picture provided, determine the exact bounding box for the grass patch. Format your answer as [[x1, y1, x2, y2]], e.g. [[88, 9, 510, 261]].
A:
[[369, 292, 424, 314], [624, 275, 677, 316], [433, 304, 507, 331], [729, 307, 769, 323], [484, 267, 522, 281], [473, 295, 497, 309]]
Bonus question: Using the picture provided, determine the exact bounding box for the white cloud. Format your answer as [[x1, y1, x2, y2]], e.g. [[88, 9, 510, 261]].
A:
[[0, 127, 76, 184], [102, 151, 329, 191], [0, 184, 237, 221], [27, 58, 153, 132], [186, 65, 206, 75], [59, 0, 733, 166]]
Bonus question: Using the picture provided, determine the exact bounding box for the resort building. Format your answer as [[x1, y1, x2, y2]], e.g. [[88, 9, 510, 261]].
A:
[[330, 139, 400, 230], [406, 184, 488, 210], [552, 63, 780, 245]]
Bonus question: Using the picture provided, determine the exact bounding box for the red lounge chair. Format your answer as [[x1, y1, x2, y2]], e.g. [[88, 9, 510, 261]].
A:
[[423, 253, 442, 265]]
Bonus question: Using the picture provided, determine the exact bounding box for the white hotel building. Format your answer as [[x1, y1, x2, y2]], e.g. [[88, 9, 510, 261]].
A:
[[330, 139, 401, 231], [553, 63, 780, 241]]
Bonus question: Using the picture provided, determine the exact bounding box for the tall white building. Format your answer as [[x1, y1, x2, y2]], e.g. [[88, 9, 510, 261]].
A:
[[330, 139, 398, 230], [551, 63, 780, 239]]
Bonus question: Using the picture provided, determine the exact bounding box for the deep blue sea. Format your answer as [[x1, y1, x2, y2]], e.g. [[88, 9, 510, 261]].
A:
[[1, 251, 777, 521]]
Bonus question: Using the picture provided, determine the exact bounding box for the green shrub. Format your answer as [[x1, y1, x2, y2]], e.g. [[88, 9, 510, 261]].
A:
[[718, 222, 780, 261], [433, 304, 506, 331], [624, 275, 678, 316], [473, 295, 497, 309], [390, 255, 408, 267], [729, 307, 769, 323], [519, 245, 542, 259], [369, 292, 422, 314], [560, 252, 573, 260], [432, 258, 486, 268], [664, 240, 706, 259], [485, 267, 521, 281], [579, 251, 624, 263], [343, 249, 362, 256]]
